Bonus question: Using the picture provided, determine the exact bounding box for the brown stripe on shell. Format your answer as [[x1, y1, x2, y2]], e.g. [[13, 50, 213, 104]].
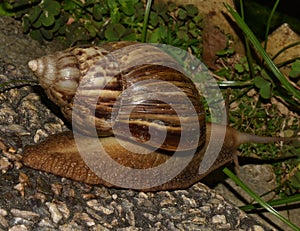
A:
[[109, 62, 205, 151]]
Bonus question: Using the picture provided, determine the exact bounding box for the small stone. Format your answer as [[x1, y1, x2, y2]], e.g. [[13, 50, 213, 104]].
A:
[[253, 225, 265, 231], [125, 210, 135, 226], [11, 217, 34, 226], [58, 221, 81, 231], [55, 201, 70, 219], [33, 192, 47, 203], [0, 209, 7, 217], [0, 157, 12, 173], [8, 224, 28, 231], [46, 202, 63, 224], [51, 183, 63, 197], [14, 183, 25, 197], [14, 161, 23, 169], [33, 129, 48, 143], [211, 214, 226, 224], [181, 194, 197, 207], [191, 216, 206, 224], [0, 214, 9, 228], [87, 200, 114, 215], [38, 217, 54, 228], [142, 212, 155, 222], [82, 193, 97, 200], [138, 192, 148, 199], [18, 172, 29, 185], [199, 205, 211, 212], [10, 209, 40, 222], [73, 212, 95, 227], [90, 224, 110, 231], [112, 194, 118, 200]]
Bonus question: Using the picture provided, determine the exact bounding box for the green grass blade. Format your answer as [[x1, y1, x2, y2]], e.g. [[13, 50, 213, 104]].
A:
[[224, 4, 300, 102], [264, 0, 280, 50], [141, 0, 153, 43], [240, 194, 300, 211], [223, 167, 300, 231], [272, 41, 300, 61], [239, 0, 255, 79]]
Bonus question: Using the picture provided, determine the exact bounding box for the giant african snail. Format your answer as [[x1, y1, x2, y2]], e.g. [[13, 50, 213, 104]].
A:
[[22, 41, 298, 191]]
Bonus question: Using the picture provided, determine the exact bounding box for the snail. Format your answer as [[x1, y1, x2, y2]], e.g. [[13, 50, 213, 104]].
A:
[[22, 41, 298, 191]]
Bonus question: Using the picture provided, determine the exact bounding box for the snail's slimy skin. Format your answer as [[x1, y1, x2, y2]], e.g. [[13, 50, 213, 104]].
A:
[[22, 123, 240, 191], [23, 42, 297, 191]]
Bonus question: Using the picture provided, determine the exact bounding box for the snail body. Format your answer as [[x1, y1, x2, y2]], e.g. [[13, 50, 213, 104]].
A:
[[23, 41, 297, 191]]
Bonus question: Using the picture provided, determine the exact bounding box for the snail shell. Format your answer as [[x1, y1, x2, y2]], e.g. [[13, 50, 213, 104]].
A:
[[23, 41, 296, 190], [28, 41, 205, 152]]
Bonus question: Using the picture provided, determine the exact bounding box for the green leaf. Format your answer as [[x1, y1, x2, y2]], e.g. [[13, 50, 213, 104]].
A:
[[167, 2, 176, 11], [152, 2, 168, 14], [32, 17, 42, 28], [118, 0, 137, 16], [193, 14, 202, 24], [289, 60, 300, 78], [85, 22, 98, 38], [184, 4, 198, 17], [0, 2, 14, 16], [104, 23, 125, 41], [234, 63, 244, 73], [291, 60, 300, 71], [259, 82, 272, 99], [43, 0, 61, 16], [290, 170, 300, 189], [177, 8, 187, 20], [149, 12, 158, 27], [30, 29, 44, 42], [110, 8, 121, 24], [289, 70, 300, 78], [28, 6, 42, 24], [63, 0, 78, 11], [254, 75, 272, 98], [40, 27, 53, 40], [148, 28, 161, 43], [254, 76, 268, 88], [107, 0, 118, 10], [122, 29, 136, 41], [189, 28, 199, 38], [22, 17, 30, 33], [93, 4, 103, 21], [58, 23, 66, 35], [54, 16, 66, 33], [176, 29, 189, 41], [40, 11, 55, 27]]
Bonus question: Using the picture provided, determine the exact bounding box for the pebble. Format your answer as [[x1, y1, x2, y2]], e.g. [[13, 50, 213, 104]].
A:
[[87, 200, 114, 215], [10, 209, 40, 222], [73, 212, 95, 227], [0, 214, 9, 228], [211, 214, 227, 224], [8, 225, 28, 231], [0, 157, 12, 173], [46, 202, 63, 224]]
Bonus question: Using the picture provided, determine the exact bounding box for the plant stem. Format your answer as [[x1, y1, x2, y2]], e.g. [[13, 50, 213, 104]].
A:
[[141, 0, 153, 43], [264, 0, 280, 51]]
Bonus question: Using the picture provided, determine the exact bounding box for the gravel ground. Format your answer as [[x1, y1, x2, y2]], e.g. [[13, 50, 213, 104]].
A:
[[0, 16, 271, 230]]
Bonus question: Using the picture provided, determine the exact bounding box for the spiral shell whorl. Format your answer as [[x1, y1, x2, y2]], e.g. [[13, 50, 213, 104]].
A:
[[29, 42, 206, 151]]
